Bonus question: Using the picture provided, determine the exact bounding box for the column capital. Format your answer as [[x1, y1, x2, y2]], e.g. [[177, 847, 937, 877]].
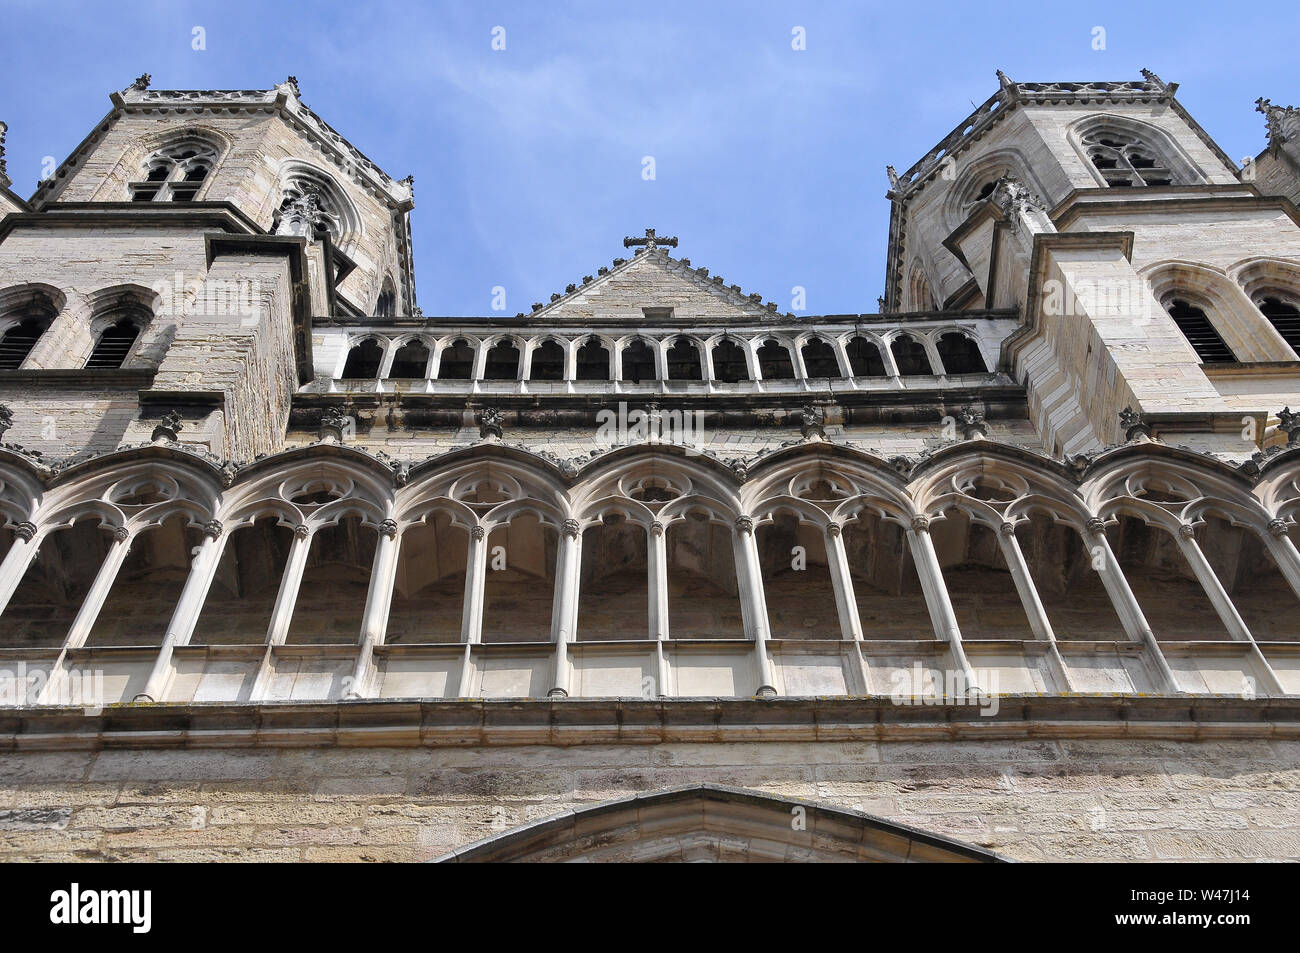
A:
[[1268, 518, 1289, 538], [999, 520, 1017, 538], [293, 523, 311, 540], [378, 518, 398, 539], [13, 520, 36, 542], [651, 520, 665, 537], [910, 515, 930, 533], [1085, 517, 1107, 536], [1177, 523, 1197, 540], [562, 518, 581, 539], [112, 525, 130, 543], [201, 519, 223, 539], [471, 524, 486, 541], [735, 515, 755, 535], [825, 521, 842, 538]]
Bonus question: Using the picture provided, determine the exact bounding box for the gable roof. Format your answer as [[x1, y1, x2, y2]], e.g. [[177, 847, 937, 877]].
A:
[[521, 244, 793, 324]]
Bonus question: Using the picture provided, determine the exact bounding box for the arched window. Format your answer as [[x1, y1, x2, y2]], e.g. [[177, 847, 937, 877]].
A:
[[437, 339, 474, 380], [129, 139, 219, 203], [1081, 128, 1176, 188], [340, 338, 383, 378], [375, 278, 397, 318], [0, 298, 55, 370], [1259, 296, 1300, 354], [620, 340, 656, 383], [936, 332, 988, 374], [484, 339, 521, 380], [387, 339, 429, 379], [1167, 299, 1235, 363], [908, 267, 938, 311], [666, 338, 702, 381], [272, 166, 358, 246], [846, 336, 885, 376], [890, 334, 931, 376], [711, 339, 749, 383], [575, 339, 609, 381], [756, 340, 794, 380], [529, 340, 565, 381], [801, 338, 840, 378], [86, 317, 142, 369]]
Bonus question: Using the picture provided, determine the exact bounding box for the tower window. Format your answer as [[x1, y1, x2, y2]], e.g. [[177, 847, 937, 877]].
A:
[[86, 317, 142, 369], [620, 340, 656, 383], [756, 340, 794, 380], [387, 340, 429, 379], [529, 340, 565, 381], [1081, 128, 1179, 188], [801, 338, 840, 378], [437, 339, 474, 380], [846, 336, 885, 376], [1167, 299, 1235, 363], [128, 140, 218, 202], [937, 332, 988, 374], [484, 340, 521, 380], [890, 334, 931, 376], [575, 339, 610, 381], [375, 279, 397, 318], [1259, 296, 1300, 354], [711, 339, 749, 383], [0, 316, 51, 370], [341, 338, 384, 378], [666, 338, 702, 381]]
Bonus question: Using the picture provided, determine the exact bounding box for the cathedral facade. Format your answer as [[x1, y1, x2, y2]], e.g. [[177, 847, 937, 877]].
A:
[[0, 72, 1298, 862]]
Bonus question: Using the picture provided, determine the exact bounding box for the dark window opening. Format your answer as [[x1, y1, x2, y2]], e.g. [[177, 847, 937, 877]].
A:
[[529, 340, 565, 381], [666, 338, 701, 381], [1168, 299, 1235, 363], [86, 317, 141, 369], [620, 340, 656, 383], [387, 340, 429, 379], [801, 338, 840, 378], [711, 339, 749, 383], [0, 317, 50, 370], [484, 340, 521, 380], [341, 338, 384, 378], [757, 340, 794, 380], [890, 335, 931, 376], [846, 336, 885, 376], [130, 186, 160, 202], [438, 339, 474, 380], [575, 339, 610, 381], [937, 332, 988, 374], [1261, 297, 1300, 354]]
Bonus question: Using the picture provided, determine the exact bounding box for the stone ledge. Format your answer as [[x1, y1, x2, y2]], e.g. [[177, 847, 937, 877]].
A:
[[0, 695, 1297, 750]]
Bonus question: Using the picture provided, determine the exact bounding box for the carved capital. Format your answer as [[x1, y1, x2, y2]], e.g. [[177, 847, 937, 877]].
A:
[[1268, 518, 1289, 538], [471, 525, 486, 541], [1278, 406, 1300, 446], [0, 403, 13, 440], [911, 516, 930, 532], [13, 520, 36, 542], [1000, 520, 1016, 538], [562, 518, 581, 539], [379, 518, 398, 539], [1119, 406, 1153, 442], [1085, 517, 1107, 536], [735, 515, 755, 535], [201, 519, 223, 540], [477, 407, 504, 440], [112, 525, 130, 543], [151, 410, 184, 443], [826, 521, 842, 538], [294, 523, 310, 540], [651, 520, 665, 537], [1177, 523, 1197, 540]]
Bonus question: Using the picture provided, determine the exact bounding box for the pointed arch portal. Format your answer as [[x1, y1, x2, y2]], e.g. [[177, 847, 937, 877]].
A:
[[434, 784, 1006, 863]]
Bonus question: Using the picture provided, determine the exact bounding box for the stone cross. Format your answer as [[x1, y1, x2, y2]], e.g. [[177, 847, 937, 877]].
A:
[[623, 228, 678, 250]]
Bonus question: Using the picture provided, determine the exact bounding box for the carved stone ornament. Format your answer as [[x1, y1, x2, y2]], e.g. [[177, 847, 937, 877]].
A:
[[1278, 407, 1300, 446], [651, 520, 665, 537], [294, 524, 310, 540], [954, 405, 989, 440], [202, 519, 223, 539], [478, 407, 504, 440], [826, 521, 842, 538], [379, 519, 398, 539], [799, 405, 826, 441], [1085, 517, 1107, 536], [0, 403, 12, 441], [735, 515, 755, 535], [113, 526, 130, 542], [14, 520, 36, 542], [911, 516, 930, 532], [1119, 406, 1153, 442], [562, 518, 581, 539], [1000, 521, 1017, 537], [1268, 518, 1289, 537], [319, 407, 352, 441], [1177, 523, 1197, 540], [151, 410, 184, 443], [471, 525, 486, 541], [624, 228, 678, 250]]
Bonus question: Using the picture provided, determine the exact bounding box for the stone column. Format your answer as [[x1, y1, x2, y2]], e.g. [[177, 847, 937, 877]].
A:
[[548, 519, 582, 698], [1174, 523, 1285, 695], [994, 520, 1073, 692], [733, 516, 777, 697], [249, 523, 314, 701], [648, 520, 671, 697], [1083, 519, 1181, 693], [137, 519, 228, 703], [905, 516, 979, 692], [1263, 519, 1300, 602], [823, 521, 870, 693], [346, 519, 401, 699], [0, 521, 41, 617], [455, 524, 489, 697]]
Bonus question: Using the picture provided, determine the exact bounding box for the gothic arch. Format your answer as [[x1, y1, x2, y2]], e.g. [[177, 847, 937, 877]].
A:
[[1067, 114, 1205, 188], [434, 785, 1006, 863]]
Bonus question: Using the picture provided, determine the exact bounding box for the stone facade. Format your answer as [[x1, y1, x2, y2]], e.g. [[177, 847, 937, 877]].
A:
[[0, 73, 1299, 862]]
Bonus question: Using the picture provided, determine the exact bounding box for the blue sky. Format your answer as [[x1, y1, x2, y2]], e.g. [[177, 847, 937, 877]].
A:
[[1, 1, 1296, 315]]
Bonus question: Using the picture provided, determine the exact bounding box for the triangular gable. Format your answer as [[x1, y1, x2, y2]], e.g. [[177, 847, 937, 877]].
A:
[[528, 246, 785, 323]]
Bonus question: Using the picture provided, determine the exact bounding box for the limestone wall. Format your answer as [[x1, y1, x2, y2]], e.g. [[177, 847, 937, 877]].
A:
[[2, 735, 1295, 862]]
